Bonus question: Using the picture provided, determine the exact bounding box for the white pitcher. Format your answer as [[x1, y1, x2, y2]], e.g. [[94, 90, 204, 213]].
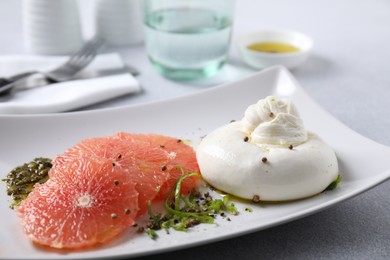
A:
[[22, 0, 83, 55]]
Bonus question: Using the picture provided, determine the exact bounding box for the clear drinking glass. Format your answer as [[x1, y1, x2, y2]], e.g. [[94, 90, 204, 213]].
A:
[[143, 0, 235, 80]]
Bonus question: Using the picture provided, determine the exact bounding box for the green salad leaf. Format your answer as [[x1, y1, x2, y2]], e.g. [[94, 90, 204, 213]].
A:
[[144, 168, 238, 238]]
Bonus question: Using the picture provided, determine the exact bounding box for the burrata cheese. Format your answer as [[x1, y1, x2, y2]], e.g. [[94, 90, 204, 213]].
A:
[[196, 96, 339, 201]]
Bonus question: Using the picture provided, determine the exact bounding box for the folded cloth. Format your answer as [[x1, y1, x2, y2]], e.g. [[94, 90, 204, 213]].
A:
[[0, 53, 141, 114]]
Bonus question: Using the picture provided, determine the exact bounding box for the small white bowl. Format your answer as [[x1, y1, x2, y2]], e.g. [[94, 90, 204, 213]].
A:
[[237, 29, 313, 69]]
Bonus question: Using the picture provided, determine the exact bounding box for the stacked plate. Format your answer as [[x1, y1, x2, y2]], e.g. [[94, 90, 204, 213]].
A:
[[94, 0, 144, 46], [22, 0, 83, 55]]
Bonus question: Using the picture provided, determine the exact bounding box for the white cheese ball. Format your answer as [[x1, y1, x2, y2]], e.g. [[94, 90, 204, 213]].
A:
[[196, 96, 338, 201]]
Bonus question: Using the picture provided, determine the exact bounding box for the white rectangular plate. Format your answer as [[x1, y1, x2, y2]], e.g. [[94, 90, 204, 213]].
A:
[[1, 66, 389, 259]]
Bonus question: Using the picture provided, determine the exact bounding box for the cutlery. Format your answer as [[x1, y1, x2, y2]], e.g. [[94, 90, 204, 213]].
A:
[[0, 37, 105, 95]]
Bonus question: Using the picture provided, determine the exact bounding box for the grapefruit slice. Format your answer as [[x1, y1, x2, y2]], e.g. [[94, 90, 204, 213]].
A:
[[18, 133, 200, 248], [18, 157, 139, 249], [52, 136, 171, 214], [115, 133, 201, 198], [52, 137, 143, 166]]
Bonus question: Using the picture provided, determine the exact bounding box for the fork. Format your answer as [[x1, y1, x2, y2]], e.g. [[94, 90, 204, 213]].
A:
[[0, 37, 105, 95]]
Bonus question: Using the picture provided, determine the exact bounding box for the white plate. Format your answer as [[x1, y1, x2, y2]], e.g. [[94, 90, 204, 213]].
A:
[[1, 66, 389, 259]]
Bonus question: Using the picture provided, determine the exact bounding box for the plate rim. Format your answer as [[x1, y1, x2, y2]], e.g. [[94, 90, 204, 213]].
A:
[[1, 65, 389, 259]]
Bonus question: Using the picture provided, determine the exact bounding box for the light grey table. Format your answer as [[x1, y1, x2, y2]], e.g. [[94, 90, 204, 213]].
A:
[[0, 0, 389, 259]]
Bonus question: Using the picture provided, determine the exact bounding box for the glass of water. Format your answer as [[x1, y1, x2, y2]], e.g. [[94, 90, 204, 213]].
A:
[[143, 0, 235, 80]]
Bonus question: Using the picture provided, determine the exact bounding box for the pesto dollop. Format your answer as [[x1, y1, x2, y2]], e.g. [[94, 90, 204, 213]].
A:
[[2, 157, 52, 209]]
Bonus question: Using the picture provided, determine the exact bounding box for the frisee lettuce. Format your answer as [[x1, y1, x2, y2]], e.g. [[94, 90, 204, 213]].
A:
[[145, 168, 238, 239]]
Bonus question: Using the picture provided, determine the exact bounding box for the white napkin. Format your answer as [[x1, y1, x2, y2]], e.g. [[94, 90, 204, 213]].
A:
[[0, 53, 141, 114]]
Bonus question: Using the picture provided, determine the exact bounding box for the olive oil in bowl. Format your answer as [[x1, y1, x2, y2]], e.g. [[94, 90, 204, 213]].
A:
[[237, 29, 313, 69], [247, 42, 300, 54]]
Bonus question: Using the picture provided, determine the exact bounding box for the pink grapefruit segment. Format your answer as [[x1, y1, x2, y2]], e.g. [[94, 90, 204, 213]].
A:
[[18, 157, 139, 249], [52, 137, 147, 167], [115, 133, 201, 198], [52, 136, 172, 215], [115, 147, 170, 215]]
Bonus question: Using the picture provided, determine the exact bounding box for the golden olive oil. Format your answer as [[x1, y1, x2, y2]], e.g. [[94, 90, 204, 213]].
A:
[[247, 42, 300, 53]]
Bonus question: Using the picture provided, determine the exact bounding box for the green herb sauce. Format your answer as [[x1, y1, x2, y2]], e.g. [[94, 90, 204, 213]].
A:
[[2, 157, 52, 209]]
